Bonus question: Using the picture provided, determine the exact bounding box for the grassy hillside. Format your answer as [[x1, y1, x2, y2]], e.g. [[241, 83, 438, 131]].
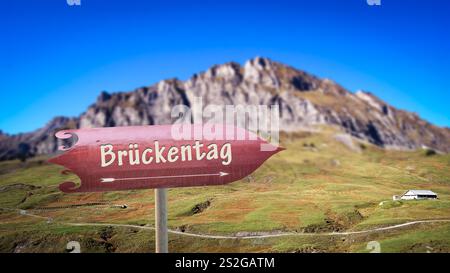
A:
[[1, 128, 449, 253]]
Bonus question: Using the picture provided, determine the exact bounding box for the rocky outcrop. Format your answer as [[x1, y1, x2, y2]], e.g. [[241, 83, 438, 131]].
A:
[[1, 57, 449, 160], [0, 116, 78, 161]]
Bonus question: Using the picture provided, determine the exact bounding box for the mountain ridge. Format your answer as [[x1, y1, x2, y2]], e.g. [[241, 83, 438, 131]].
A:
[[1, 57, 449, 160]]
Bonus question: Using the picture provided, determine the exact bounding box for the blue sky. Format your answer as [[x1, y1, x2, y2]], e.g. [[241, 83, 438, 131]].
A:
[[1, 0, 449, 134]]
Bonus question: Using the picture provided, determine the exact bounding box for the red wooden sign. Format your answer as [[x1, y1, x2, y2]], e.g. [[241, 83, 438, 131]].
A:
[[48, 124, 284, 193]]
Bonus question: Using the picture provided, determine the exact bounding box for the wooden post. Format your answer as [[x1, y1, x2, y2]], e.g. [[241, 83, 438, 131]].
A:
[[155, 188, 168, 253]]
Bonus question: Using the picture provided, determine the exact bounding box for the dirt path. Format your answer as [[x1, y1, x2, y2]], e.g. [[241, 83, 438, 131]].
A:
[[8, 208, 450, 239], [65, 220, 450, 239]]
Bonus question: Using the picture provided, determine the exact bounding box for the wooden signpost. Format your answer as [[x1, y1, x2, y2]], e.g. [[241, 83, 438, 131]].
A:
[[49, 124, 284, 252]]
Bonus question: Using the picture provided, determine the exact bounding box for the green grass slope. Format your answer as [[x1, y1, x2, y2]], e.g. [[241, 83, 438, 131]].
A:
[[0, 128, 449, 253]]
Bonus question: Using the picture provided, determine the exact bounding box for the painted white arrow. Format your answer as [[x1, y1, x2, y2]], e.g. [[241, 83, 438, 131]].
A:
[[100, 172, 229, 183]]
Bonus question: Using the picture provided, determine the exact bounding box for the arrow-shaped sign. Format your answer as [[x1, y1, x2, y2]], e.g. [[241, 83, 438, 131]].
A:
[[49, 124, 284, 193]]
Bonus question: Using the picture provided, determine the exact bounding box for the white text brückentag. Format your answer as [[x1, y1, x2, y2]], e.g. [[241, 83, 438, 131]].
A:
[[100, 141, 232, 167]]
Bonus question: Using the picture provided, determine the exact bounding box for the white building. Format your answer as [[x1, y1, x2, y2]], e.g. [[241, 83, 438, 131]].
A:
[[393, 190, 438, 201]]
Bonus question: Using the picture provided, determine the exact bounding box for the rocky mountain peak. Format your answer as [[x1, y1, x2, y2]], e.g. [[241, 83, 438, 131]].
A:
[[1, 57, 449, 160], [97, 91, 112, 103], [243, 57, 280, 88], [203, 62, 241, 80]]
